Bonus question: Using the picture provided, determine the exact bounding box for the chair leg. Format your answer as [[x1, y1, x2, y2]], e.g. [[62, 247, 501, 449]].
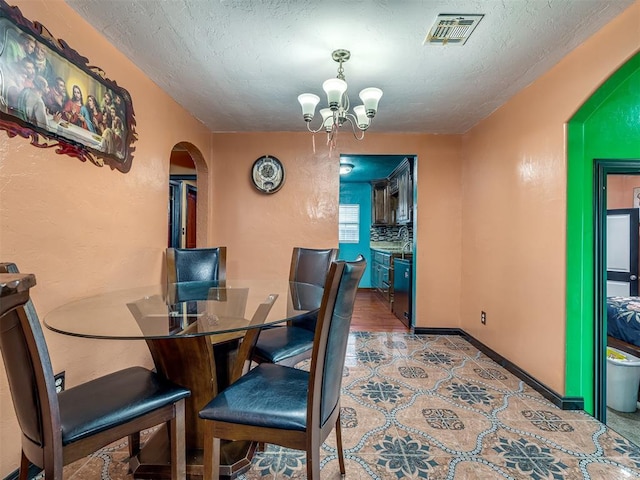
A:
[[170, 400, 186, 480], [307, 445, 321, 480], [203, 423, 221, 480], [18, 451, 29, 480], [128, 432, 141, 461], [335, 416, 346, 475]]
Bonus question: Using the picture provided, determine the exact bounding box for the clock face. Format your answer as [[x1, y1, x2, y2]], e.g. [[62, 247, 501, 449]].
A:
[[251, 155, 285, 194]]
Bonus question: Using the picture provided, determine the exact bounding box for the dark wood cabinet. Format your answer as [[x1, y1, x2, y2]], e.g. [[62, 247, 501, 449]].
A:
[[395, 161, 412, 224], [371, 180, 391, 225], [371, 158, 412, 226]]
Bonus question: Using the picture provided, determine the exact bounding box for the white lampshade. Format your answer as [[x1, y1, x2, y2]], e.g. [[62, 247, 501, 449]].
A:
[[353, 105, 370, 130], [298, 93, 320, 121], [322, 78, 347, 110], [359, 87, 383, 117], [320, 108, 334, 132]]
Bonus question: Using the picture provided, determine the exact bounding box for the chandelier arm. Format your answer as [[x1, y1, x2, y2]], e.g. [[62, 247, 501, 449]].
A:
[[343, 115, 366, 141], [341, 92, 350, 112], [306, 120, 327, 134]]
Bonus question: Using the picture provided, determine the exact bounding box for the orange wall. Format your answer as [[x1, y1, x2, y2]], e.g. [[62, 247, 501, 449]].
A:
[[207, 132, 463, 326], [0, 1, 211, 474], [1, 0, 638, 475], [460, 2, 640, 394], [608, 175, 640, 209]]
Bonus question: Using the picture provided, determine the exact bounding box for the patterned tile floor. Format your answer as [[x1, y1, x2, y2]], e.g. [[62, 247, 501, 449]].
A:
[[58, 333, 640, 479]]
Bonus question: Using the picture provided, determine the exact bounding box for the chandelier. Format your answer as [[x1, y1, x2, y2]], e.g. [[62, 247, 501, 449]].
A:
[[297, 49, 383, 146]]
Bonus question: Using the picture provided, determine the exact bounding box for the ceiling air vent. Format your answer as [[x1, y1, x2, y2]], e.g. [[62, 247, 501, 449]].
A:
[[424, 14, 484, 46]]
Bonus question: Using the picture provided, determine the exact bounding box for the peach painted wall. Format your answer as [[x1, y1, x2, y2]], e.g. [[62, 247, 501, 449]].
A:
[[608, 175, 640, 209], [0, 1, 211, 474], [460, 1, 640, 394], [1, 0, 636, 475], [208, 133, 463, 329]]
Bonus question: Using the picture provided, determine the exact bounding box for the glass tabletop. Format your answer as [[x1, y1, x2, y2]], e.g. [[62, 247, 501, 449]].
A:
[[44, 280, 323, 340]]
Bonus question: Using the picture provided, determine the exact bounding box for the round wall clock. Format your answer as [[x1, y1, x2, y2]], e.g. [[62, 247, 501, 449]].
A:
[[251, 155, 285, 194]]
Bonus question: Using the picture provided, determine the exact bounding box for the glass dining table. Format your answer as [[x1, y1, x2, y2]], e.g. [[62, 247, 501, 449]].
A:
[[44, 279, 324, 480]]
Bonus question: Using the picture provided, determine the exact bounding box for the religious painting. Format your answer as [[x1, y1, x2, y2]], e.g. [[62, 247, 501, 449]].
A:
[[0, 0, 137, 172]]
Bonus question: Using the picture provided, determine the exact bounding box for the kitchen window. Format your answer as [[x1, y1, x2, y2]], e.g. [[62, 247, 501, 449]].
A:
[[339, 204, 359, 243]]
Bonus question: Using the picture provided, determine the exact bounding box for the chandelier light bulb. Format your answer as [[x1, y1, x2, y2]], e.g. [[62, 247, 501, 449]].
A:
[[353, 105, 370, 130], [298, 93, 320, 121], [320, 108, 334, 132], [359, 87, 383, 117], [322, 78, 347, 111]]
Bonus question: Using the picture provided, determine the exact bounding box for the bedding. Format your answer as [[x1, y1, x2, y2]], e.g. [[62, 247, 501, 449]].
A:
[[607, 296, 640, 349]]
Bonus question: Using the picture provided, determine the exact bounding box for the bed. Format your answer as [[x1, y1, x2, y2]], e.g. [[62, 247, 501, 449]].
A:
[[607, 296, 640, 358]]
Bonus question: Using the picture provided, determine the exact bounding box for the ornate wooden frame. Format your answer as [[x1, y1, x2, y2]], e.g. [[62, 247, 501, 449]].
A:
[[0, 0, 137, 173]]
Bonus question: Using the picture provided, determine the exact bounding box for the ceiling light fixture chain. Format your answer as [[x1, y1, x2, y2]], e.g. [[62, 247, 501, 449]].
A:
[[297, 49, 382, 149]]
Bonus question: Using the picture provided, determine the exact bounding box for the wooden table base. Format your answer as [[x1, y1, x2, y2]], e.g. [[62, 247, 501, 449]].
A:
[[133, 337, 254, 479]]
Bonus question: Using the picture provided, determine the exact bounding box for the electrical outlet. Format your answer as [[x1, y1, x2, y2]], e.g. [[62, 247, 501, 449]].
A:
[[54, 371, 65, 393], [481, 311, 486, 325]]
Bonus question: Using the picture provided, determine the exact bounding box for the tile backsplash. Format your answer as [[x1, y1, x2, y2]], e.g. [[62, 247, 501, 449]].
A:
[[370, 224, 413, 242]]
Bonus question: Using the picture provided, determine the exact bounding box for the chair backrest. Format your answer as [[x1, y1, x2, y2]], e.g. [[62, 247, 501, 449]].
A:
[[289, 247, 338, 287], [307, 255, 365, 429], [0, 263, 61, 458], [166, 247, 227, 285]]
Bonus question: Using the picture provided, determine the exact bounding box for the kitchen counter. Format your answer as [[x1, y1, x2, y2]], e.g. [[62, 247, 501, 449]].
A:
[[370, 248, 413, 260], [370, 242, 413, 259]]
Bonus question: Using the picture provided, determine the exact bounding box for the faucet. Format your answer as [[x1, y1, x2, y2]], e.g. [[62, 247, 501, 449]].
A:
[[397, 226, 409, 242], [397, 227, 412, 258]]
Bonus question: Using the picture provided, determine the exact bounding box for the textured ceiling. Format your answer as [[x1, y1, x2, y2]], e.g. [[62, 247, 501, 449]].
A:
[[64, 0, 633, 135]]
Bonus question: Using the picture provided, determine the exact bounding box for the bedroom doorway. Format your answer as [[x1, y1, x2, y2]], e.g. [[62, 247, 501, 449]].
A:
[[595, 165, 640, 446]]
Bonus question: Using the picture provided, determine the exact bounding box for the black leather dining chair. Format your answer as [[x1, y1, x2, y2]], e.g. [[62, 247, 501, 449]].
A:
[[251, 247, 338, 367], [166, 246, 227, 286], [0, 263, 191, 480], [198, 256, 365, 480]]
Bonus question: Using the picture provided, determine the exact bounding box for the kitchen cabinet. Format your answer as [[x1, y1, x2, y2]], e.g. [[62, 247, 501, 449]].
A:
[[390, 159, 412, 225], [395, 160, 412, 224], [371, 158, 413, 226], [371, 180, 391, 225], [371, 249, 393, 305]]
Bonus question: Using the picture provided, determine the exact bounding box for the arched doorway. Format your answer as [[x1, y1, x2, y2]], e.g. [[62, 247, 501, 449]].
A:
[[168, 142, 209, 247], [566, 52, 640, 424]]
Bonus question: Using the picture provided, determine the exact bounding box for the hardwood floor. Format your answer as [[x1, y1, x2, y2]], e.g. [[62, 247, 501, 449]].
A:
[[350, 288, 409, 332]]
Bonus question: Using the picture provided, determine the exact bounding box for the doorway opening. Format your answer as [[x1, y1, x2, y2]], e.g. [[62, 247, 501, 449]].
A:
[[167, 142, 209, 248], [595, 163, 640, 446], [565, 52, 639, 422], [169, 147, 196, 248], [338, 153, 416, 330], [169, 176, 197, 248]]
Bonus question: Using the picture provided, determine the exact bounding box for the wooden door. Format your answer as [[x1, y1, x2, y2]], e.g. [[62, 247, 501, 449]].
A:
[[607, 208, 639, 296], [185, 184, 197, 248]]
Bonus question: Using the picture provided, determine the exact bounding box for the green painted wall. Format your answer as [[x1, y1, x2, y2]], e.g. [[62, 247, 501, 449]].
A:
[[567, 52, 640, 414]]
